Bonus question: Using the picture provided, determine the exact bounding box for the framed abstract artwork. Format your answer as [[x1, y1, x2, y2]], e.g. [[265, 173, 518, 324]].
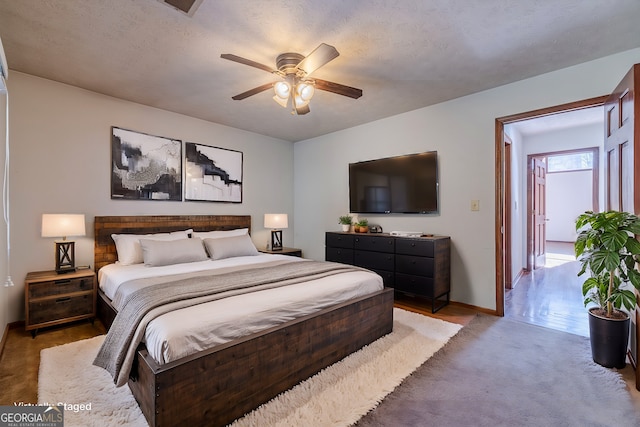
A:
[[111, 127, 182, 201], [184, 142, 243, 203]]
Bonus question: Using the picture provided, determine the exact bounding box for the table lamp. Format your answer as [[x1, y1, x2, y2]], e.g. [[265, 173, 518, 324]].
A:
[[264, 213, 288, 251], [41, 214, 86, 273]]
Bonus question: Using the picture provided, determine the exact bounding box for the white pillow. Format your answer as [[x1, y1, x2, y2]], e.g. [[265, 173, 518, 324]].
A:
[[139, 238, 208, 267], [192, 228, 248, 240], [203, 234, 259, 260], [111, 230, 190, 265]]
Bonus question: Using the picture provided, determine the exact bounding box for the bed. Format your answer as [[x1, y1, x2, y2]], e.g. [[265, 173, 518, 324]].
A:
[[94, 215, 394, 427]]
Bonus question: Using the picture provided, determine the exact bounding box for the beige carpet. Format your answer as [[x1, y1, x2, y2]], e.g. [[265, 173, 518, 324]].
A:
[[38, 308, 461, 427]]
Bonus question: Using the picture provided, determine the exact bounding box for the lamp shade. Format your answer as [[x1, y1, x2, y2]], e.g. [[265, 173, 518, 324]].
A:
[[41, 214, 86, 239], [264, 214, 288, 229]]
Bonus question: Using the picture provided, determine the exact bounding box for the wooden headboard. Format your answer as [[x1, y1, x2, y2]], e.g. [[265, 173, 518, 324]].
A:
[[94, 215, 252, 272]]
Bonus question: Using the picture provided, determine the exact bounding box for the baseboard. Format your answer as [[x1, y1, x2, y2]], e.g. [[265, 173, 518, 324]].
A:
[[448, 301, 497, 316], [0, 321, 25, 361], [512, 269, 525, 287]]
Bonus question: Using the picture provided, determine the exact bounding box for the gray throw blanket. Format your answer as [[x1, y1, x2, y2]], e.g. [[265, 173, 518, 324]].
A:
[[93, 260, 365, 386]]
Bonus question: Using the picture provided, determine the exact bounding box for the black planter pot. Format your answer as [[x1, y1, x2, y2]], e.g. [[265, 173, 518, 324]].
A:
[[588, 307, 630, 369]]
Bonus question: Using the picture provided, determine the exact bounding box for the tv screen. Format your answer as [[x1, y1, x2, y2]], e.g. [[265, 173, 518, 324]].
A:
[[349, 151, 438, 214]]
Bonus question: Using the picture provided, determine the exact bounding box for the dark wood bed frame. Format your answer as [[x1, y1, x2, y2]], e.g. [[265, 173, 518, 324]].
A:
[[94, 215, 394, 427]]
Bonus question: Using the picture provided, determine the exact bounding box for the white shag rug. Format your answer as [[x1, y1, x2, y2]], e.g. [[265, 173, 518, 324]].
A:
[[39, 308, 462, 427]]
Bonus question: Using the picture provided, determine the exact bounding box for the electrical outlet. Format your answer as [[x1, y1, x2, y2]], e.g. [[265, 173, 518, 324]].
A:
[[471, 200, 480, 211]]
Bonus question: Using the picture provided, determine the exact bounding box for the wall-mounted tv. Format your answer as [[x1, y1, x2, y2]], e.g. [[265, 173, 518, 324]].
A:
[[349, 151, 438, 214]]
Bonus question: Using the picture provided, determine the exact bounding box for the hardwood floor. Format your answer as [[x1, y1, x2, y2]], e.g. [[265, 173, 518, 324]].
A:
[[505, 259, 588, 337], [0, 299, 475, 406], [0, 320, 106, 405]]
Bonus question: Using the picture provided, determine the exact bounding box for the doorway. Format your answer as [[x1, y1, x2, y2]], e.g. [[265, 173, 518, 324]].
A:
[[494, 96, 607, 317], [526, 147, 599, 270]]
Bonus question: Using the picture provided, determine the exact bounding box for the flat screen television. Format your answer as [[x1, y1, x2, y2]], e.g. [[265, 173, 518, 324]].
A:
[[349, 151, 438, 214]]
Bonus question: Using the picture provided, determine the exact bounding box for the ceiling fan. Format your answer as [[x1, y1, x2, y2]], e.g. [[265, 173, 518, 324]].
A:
[[220, 43, 363, 115]]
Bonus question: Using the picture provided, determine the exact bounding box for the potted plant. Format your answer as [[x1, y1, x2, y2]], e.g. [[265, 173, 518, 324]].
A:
[[338, 215, 353, 232], [575, 210, 640, 368], [355, 218, 369, 233]]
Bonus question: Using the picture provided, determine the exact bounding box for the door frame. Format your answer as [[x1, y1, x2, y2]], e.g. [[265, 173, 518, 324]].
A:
[[504, 137, 513, 288], [494, 95, 607, 316]]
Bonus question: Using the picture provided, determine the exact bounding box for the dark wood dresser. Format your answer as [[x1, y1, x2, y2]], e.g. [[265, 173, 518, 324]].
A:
[[325, 232, 451, 312]]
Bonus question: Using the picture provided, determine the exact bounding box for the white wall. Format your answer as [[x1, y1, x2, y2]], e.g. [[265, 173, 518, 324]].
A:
[[294, 48, 640, 311], [546, 170, 593, 242], [4, 72, 293, 323]]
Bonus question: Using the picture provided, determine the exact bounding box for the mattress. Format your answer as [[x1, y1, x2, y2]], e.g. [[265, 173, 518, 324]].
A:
[[98, 254, 383, 365]]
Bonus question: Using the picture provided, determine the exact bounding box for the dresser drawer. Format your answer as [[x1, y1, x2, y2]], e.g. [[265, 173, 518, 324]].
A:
[[354, 250, 394, 271], [395, 238, 434, 257], [28, 293, 93, 325], [354, 235, 395, 253], [395, 273, 434, 296], [326, 247, 354, 264], [326, 233, 354, 249], [396, 255, 434, 277], [28, 276, 94, 299]]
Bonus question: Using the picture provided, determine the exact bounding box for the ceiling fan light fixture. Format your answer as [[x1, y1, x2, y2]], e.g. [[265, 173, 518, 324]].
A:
[[296, 82, 315, 102], [273, 81, 291, 99]]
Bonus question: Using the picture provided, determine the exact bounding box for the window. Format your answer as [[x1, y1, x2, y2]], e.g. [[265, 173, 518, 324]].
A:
[[547, 152, 593, 172]]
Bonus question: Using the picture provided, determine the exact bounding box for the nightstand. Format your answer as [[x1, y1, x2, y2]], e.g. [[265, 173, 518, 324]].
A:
[[25, 269, 97, 337], [259, 247, 303, 257]]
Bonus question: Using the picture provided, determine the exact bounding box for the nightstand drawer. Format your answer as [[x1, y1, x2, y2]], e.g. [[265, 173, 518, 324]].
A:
[[28, 276, 94, 299], [28, 293, 93, 325]]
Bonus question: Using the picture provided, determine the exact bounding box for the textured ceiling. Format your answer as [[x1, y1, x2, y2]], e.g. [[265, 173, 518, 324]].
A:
[[0, 0, 639, 142]]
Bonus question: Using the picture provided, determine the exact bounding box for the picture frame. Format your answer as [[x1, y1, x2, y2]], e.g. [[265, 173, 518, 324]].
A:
[[111, 127, 182, 201], [184, 142, 243, 203]]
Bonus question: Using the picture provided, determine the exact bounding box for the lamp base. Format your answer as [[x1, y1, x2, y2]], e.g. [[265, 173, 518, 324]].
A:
[[55, 241, 76, 274], [270, 230, 283, 251]]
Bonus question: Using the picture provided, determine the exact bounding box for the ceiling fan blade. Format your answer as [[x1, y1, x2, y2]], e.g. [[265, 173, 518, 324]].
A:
[[220, 54, 278, 74], [314, 78, 363, 99], [295, 104, 311, 115], [231, 82, 275, 100], [296, 43, 340, 76]]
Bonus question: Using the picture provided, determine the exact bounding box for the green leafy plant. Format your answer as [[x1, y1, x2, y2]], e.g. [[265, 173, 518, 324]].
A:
[[575, 210, 640, 318], [338, 215, 353, 225], [357, 218, 369, 227]]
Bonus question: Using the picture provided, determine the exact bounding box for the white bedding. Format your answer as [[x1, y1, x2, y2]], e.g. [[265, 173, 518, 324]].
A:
[[99, 254, 383, 365]]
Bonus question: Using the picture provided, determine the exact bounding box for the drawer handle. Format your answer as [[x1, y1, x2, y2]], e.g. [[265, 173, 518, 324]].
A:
[[54, 279, 71, 285], [411, 243, 416, 247], [56, 297, 71, 303]]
